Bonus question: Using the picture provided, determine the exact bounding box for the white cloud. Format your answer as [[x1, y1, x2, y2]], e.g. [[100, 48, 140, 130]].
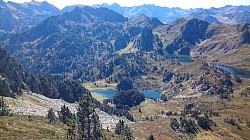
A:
[[3, 0, 250, 9]]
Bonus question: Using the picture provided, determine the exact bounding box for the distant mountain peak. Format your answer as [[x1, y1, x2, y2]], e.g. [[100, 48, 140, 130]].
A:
[[111, 2, 121, 7], [99, 3, 109, 7], [77, 6, 128, 22]]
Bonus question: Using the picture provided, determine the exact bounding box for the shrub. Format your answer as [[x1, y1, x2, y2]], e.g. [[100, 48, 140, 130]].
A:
[[197, 116, 212, 130], [170, 118, 179, 131], [166, 111, 172, 116], [47, 108, 56, 123]]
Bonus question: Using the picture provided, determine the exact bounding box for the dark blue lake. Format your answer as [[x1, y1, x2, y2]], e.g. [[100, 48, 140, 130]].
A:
[[166, 54, 193, 62], [142, 90, 161, 99], [92, 90, 161, 100], [92, 89, 117, 99], [215, 65, 250, 79]]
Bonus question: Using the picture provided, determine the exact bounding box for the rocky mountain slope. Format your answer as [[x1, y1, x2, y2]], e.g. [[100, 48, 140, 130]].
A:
[[3, 7, 163, 80], [155, 18, 209, 55], [192, 23, 250, 55], [192, 5, 250, 24], [2, 6, 250, 84], [156, 18, 250, 55], [0, 0, 59, 33], [0, 47, 27, 97], [1, 0, 249, 35], [3, 92, 126, 131], [0, 47, 89, 102]]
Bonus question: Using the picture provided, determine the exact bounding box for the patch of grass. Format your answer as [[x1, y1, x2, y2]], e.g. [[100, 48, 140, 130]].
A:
[[116, 41, 138, 55], [130, 99, 170, 120], [83, 80, 117, 91], [209, 46, 250, 71], [103, 130, 120, 140], [0, 115, 68, 140]]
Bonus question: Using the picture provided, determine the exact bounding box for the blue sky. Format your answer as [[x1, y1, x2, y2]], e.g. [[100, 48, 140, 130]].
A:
[[4, 0, 250, 9]]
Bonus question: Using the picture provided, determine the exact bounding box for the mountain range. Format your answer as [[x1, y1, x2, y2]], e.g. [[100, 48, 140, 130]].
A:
[[1, 4, 249, 84], [0, 0, 250, 35], [63, 3, 250, 24]]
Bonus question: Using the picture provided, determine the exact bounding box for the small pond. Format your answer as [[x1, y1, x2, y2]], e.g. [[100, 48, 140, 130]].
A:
[[166, 54, 193, 62], [92, 89, 161, 100], [142, 90, 161, 99], [214, 64, 250, 79], [92, 89, 117, 99]]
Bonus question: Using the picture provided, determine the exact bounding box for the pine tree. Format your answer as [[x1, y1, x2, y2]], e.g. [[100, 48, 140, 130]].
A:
[[59, 104, 73, 125], [92, 112, 103, 139], [67, 119, 78, 140], [121, 124, 133, 140], [47, 108, 56, 123], [77, 93, 103, 140], [115, 120, 133, 140], [115, 120, 125, 135], [0, 97, 11, 116]]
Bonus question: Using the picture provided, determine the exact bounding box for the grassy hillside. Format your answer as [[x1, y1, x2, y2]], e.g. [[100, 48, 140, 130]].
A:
[[0, 115, 68, 140]]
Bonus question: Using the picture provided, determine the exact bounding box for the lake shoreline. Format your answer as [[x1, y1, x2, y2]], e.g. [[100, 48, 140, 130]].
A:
[[214, 64, 250, 79], [91, 92, 107, 102]]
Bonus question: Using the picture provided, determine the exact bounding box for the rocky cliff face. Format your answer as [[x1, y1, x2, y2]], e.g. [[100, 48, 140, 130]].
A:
[[133, 28, 154, 51], [192, 23, 250, 54], [156, 18, 209, 55]]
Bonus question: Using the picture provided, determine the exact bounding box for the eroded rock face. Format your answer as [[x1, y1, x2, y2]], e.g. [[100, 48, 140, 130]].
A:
[[192, 23, 250, 54], [158, 18, 209, 55], [181, 19, 209, 45], [133, 28, 154, 51]]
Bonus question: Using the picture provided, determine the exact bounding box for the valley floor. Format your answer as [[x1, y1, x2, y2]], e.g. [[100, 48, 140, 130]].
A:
[[1, 85, 250, 140]]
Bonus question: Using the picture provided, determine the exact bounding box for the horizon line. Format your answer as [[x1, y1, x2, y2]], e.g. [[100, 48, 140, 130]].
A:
[[2, 0, 250, 10]]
